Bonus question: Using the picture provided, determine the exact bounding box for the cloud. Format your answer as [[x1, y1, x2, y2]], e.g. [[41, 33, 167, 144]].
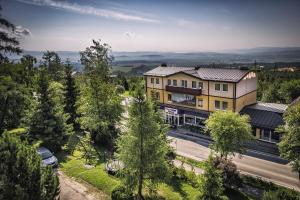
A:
[[14, 26, 32, 37], [123, 31, 137, 39], [177, 19, 198, 29], [16, 0, 159, 23]]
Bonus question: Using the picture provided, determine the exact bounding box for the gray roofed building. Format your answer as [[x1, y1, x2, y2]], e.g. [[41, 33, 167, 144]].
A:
[[240, 102, 287, 130], [144, 66, 250, 82], [143, 66, 193, 77], [246, 102, 288, 114], [240, 107, 284, 130]]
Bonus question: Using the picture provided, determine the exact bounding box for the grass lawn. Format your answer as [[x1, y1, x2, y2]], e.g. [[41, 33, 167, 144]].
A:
[[59, 150, 253, 200], [123, 90, 130, 97], [60, 151, 121, 195], [59, 150, 201, 199]]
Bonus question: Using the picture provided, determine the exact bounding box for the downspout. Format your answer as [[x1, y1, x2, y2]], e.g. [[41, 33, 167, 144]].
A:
[[207, 81, 210, 111], [233, 83, 236, 112]]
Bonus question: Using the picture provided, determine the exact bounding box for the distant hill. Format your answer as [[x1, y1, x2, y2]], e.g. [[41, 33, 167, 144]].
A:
[[8, 47, 300, 71]]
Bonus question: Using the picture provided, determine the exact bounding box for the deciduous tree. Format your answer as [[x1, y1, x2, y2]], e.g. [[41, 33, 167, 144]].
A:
[[205, 111, 252, 159], [278, 103, 300, 180], [197, 154, 228, 200], [78, 40, 122, 149]]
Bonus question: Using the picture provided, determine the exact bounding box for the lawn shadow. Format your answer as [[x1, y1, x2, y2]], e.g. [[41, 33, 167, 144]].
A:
[[166, 176, 188, 199]]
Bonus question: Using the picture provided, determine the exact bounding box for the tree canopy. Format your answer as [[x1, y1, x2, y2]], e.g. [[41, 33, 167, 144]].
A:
[[117, 82, 170, 199], [205, 111, 252, 158], [278, 103, 300, 179], [0, 132, 59, 200]]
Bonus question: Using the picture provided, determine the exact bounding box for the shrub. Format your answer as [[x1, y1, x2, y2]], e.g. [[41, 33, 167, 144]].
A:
[[111, 185, 134, 200], [262, 189, 300, 200], [213, 156, 242, 188], [116, 85, 125, 94]]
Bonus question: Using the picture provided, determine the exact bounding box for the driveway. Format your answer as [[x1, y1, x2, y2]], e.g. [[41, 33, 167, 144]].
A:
[[58, 171, 108, 200], [168, 131, 300, 191]]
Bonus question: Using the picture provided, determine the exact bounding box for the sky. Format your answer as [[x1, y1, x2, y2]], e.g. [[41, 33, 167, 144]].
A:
[[2, 0, 300, 52]]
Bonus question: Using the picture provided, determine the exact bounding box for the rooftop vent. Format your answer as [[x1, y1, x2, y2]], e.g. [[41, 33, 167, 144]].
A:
[[195, 66, 201, 70], [239, 66, 250, 70], [161, 63, 167, 67]]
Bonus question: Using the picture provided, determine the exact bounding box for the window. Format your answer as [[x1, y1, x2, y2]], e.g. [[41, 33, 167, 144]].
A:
[[215, 83, 221, 91], [173, 80, 177, 86], [198, 82, 203, 89], [150, 78, 154, 84], [167, 79, 171, 85], [156, 78, 159, 84], [185, 115, 195, 125], [260, 129, 280, 143], [222, 102, 228, 110], [181, 80, 187, 88], [171, 93, 196, 106], [168, 94, 172, 101], [196, 117, 205, 126], [215, 100, 220, 110], [198, 99, 203, 107], [192, 81, 196, 88], [223, 84, 228, 92]]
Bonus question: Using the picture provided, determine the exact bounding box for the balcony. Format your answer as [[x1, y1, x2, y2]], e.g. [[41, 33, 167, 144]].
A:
[[166, 85, 202, 95]]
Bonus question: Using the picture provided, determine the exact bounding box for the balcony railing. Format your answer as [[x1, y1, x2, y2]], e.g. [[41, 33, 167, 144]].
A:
[[166, 85, 202, 95]]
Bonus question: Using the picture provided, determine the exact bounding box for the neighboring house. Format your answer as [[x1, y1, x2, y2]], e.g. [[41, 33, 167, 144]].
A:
[[144, 65, 287, 146]]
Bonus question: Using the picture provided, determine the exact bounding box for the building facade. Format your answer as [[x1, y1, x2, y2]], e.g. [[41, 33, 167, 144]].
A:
[[144, 66, 286, 145]]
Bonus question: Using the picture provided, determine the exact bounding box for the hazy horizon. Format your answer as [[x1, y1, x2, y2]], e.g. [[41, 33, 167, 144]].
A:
[[3, 0, 300, 52]]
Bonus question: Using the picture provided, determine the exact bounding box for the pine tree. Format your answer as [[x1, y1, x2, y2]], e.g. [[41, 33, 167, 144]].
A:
[[29, 68, 71, 152], [0, 132, 59, 200], [64, 61, 79, 130], [197, 154, 228, 200], [117, 82, 170, 199], [42, 51, 63, 81], [0, 5, 22, 63]]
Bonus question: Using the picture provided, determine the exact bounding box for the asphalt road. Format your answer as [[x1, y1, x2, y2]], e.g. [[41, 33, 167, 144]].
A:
[[168, 132, 300, 191]]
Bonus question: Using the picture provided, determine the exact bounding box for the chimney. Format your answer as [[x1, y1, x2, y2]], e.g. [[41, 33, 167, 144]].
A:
[[195, 66, 200, 70]]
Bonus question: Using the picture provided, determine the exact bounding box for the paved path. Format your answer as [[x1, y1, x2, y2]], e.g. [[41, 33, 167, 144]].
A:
[[58, 171, 108, 200], [168, 132, 300, 191]]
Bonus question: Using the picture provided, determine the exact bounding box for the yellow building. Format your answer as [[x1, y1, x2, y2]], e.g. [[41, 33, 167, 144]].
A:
[[144, 66, 286, 145]]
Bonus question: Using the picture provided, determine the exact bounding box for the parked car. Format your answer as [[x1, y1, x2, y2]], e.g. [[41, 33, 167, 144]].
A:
[[37, 147, 58, 168]]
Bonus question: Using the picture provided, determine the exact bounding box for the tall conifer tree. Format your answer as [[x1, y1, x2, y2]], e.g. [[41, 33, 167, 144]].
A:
[[117, 82, 170, 199], [29, 68, 71, 152]]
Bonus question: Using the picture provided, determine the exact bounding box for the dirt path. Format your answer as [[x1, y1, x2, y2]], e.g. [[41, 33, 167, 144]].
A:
[[58, 170, 109, 200]]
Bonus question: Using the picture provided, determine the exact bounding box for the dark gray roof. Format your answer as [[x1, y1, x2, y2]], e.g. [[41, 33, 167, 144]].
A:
[[240, 107, 284, 130], [247, 102, 287, 114], [144, 66, 249, 82]]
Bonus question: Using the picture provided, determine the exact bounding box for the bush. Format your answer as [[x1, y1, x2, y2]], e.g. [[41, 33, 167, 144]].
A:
[[111, 185, 134, 200], [262, 189, 300, 200], [213, 156, 242, 188], [116, 85, 125, 94], [172, 165, 199, 187]]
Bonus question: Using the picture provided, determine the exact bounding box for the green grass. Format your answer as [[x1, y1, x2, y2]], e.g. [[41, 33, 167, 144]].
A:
[[7, 127, 27, 135], [158, 183, 183, 200], [59, 150, 254, 200], [177, 155, 205, 169], [123, 90, 130, 97], [60, 152, 120, 195]]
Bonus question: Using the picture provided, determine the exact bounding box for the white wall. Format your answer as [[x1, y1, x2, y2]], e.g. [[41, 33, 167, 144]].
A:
[[236, 72, 257, 98]]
